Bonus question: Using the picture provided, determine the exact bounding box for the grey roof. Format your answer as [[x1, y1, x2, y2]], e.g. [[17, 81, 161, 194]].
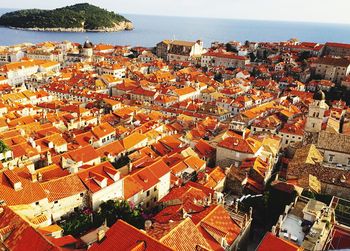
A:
[[317, 131, 350, 154]]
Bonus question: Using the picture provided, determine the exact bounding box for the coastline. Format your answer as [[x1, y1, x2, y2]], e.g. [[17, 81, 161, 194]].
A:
[[6, 21, 134, 33]]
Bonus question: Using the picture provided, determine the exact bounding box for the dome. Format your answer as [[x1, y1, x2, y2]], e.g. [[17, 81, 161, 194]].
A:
[[313, 89, 325, 100], [83, 40, 93, 49]]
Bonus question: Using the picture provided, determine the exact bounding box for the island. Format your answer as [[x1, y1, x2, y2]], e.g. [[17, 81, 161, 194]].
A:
[[0, 3, 134, 32]]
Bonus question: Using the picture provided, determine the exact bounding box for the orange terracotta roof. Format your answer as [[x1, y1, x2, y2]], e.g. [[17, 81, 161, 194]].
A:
[[131, 167, 159, 191], [203, 167, 226, 189], [257, 232, 301, 251], [92, 122, 115, 139], [123, 175, 143, 200], [153, 218, 212, 251], [41, 174, 86, 202], [218, 135, 261, 154], [90, 220, 173, 251], [122, 132, 147, 151], [0, 169, 47, 206], [78, 162, 121, 193], [0, 206, 60, 251], [96, 140, 125, 157], [198, 205, 242, 247], [183, 155, 206, 172]]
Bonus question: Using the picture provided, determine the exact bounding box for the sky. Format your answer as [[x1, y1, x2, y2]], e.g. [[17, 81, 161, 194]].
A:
[[2, 0, 350, 24]]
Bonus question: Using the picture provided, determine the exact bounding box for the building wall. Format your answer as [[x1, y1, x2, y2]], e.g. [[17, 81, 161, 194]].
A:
[[322, 150, 350, 167], [315, 64, 350, 83], [49, 192, 87, 221], [322, 182, 350, 200], [141, 184, 159, 209], [277, 132, 303, 149], [91, 180, 124, 210], [305, 100, 328, 133], [216, 146, 255, 168], [158, 172, 171, 200]]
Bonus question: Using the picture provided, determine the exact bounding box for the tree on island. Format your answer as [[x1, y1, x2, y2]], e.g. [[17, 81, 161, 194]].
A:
[[0, 3, 131, 30]]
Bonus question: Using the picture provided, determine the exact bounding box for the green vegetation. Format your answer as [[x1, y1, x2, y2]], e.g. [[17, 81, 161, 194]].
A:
[[301, 189, 333, 205], [59, 208, 94, 237], [0, 3, 130, 30], [94, 200, 145, 229], [59, 200, 145, 237], [0, 140, 9, 153]]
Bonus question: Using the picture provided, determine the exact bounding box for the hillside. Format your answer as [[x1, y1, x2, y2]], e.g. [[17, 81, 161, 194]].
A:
[[0, 3, 133, 32]]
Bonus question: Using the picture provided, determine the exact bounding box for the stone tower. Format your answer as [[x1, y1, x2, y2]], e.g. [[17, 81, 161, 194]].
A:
[[82, 40, 93, 57], [305, 90, 329, 133]]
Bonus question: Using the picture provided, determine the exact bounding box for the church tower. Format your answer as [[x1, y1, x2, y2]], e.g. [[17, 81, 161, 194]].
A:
[[81, 40, 94, 57], [305, 90, 329, 133]]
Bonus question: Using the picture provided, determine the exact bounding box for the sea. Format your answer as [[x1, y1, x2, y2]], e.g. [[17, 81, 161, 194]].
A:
[[1, 9, 350, 47]]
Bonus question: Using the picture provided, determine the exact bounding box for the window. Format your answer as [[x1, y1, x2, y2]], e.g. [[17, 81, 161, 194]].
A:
[[153, 197, 157, 202], [146, 202, 150, 208], [80, 193, 84, 197], [329, 155, 334, 162], [147, 191, 150, 197], [35, 201, 39, 206], [154, 187, 157, 192], [54, 201, 58, 204]]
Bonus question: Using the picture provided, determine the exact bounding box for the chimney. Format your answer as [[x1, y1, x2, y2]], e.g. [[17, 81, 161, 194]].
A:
[[221, 237, 228, 248], [37, 172, 43, 182], [207, 193, 212, 206], [29, 137, 36, 148], [128, 162, 133, 173], [182, 208, 187, 219], [278, 215, 283, 225], [36, 145, 41, 153], [30, 171, 37, 182], [61, 156, 67, 169], [205, 173, 209, 182], [86, 136, 93, 145], [47, 151, 52, 165], [271, 226, 277, 235], [144, 220, 152, 231], [97, 229, 105, 243]]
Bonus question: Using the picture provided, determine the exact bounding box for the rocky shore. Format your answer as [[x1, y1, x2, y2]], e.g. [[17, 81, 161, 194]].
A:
[[8, 21, 134, 33]]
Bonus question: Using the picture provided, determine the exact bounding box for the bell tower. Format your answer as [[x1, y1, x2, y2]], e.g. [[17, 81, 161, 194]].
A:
[[305, 90, 329, 133]]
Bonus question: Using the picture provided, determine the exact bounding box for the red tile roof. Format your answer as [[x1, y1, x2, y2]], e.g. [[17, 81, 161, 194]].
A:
[[257, 232, 301, 251], [199, 205, 241, 247], [157, 218, 212, 251], [78, 162, 121, 193], [92, 122, 115, 139], [89, 220, 173, 251], [123, 175, 143, 200], [218, 136, 260, 154], [0, 169, 47, 206], [41, 174, 86, 202], [96, 140, 125, 157], [0, 206, 59, 251]]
